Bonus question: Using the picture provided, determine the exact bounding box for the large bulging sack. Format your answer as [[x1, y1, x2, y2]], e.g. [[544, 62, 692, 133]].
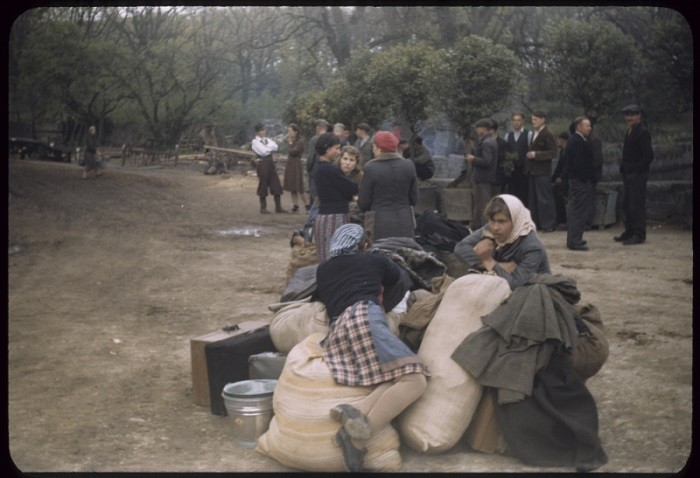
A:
[[269, 301, 329, 354], [256, 333, 402, 472], [571, 302, 609, 381], [398, 274, 511, 454], [270, 299, 404, 355]]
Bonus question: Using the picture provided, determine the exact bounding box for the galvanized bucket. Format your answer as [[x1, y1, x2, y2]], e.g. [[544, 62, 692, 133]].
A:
[[221, 379, 277, 448]]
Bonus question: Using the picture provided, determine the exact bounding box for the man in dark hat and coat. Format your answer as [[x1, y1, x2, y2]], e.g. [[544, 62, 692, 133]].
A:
[[615, 104, 654, 245]]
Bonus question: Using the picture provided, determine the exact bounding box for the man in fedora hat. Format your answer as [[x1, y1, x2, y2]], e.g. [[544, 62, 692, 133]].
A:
[[615, 104, 654, 245]]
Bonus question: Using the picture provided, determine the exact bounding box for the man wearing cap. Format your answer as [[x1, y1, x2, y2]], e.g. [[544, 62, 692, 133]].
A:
[[616, 104, 654, 245], [354, 122, 374, 168], [466, 118, 499, 230], [525, 110, 558, 232], [358, 131, 418, 241], [306, 119, 331, 209], [251, 123, 286, 214]]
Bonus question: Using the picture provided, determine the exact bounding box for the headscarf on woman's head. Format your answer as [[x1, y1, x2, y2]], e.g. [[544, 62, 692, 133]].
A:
[[328, 223, 365, 257], [482, 194, 537, 248]]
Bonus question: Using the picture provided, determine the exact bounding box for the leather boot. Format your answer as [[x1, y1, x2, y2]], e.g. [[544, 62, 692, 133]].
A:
[[274, 195, 287, 213], [260, 197, 270, 214]]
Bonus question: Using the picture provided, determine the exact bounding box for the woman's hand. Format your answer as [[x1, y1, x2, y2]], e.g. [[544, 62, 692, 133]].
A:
[[474, 238, 495, 261]]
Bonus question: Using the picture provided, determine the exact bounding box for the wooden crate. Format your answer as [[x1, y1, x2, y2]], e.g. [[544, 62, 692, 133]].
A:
[[415, 186, 439, 215], [441, 188, 472, 222], [464, 388, 508, 454]]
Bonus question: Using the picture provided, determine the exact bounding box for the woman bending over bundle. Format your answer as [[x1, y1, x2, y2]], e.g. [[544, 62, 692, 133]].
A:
[[316, 224, 429, 472]]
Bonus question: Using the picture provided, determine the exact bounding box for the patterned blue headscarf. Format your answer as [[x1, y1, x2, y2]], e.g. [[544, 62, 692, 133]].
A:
[[328, 223, 365, 257]]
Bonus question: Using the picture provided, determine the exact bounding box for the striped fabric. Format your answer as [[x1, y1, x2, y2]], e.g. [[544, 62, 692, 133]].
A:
[[313, 212, 350, 262], [328, 223, 365, 257]]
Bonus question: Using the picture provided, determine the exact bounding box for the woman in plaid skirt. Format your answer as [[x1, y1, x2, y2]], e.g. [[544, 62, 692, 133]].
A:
[[316, 223, 429, 472], [312, 133, 359, 262]]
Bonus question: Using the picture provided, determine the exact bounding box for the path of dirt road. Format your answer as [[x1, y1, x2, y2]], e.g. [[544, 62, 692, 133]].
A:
[[8, 159, 693, 473]]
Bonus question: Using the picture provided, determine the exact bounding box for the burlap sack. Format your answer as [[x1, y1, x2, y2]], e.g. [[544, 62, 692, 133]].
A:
[[571, 302, 609, 381], [255, 333, 402, 472], [397, 274, 511, 454], [269, 301, 329, 354], [286, 243, 317, 281], [399, 275, 455, 352]]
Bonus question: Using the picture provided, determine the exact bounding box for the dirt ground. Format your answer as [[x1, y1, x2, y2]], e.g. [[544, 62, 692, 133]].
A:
[[7, 158, 693, 474]]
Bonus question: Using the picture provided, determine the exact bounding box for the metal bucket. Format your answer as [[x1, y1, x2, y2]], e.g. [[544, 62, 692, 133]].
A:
[[221, 379, 277, 448]]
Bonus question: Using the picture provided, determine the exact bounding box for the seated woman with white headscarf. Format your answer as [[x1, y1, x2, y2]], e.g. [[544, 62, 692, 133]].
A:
[[454, 194, 551, 290], [315, 223, 429, 472]]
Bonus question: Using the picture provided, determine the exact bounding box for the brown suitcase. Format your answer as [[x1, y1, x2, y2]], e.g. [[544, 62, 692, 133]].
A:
[[190, 320, 268, 407], [464, 387, 508, 454]]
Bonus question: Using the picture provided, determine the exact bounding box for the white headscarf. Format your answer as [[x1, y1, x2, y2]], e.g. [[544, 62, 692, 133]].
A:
[[328, 223, 365, 257], [482, 194, 537, 249]]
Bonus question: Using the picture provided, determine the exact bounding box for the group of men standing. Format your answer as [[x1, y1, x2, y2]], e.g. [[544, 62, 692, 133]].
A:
[[468, 106, 653, 250], [468, 110, 560, 233]]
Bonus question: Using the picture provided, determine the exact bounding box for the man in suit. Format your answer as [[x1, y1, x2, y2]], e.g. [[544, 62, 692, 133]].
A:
[[466, 118, 499, 230], [504, 112, 532, 207], [563, 117, 595, 251], [552, 131, 570, 229], [491, 119, 508, 195], [615, 104, 654, 245], [525, 110, 558, 232]]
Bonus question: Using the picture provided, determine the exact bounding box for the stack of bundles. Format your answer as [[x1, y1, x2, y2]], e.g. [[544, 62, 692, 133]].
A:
[[450, 274, 608, 471], [255, 333, 403, 472], [398, 274, 512, 453]]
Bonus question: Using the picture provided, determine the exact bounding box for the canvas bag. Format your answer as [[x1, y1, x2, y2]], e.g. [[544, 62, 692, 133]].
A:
[[397, 274, 511, 454], [571, 302, 609, 381], [269, 300, 329, 354], [255, 333, 403, 472]]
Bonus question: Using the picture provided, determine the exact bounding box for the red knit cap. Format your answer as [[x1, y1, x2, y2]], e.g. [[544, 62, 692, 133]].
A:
[[373, 131, 399, 152]]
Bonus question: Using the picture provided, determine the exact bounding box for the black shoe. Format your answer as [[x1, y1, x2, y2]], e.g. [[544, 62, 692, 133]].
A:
[[330, 404, 372, 440], [540, 227, 555, 233], [622, 235, 645, 245], [568, 244, 589, 251], [291, 205, 300, 213], [614, 232, 632, 242], [332, 428, 366, 472]]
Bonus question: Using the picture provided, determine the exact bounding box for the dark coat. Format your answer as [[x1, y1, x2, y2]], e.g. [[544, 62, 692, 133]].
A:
[[525, 126, 557, 176], [355, 135, 374, 169], [621, 121, 654, 174], [563, 133, 596, 183], [358, 152, 418, 241], [471, 134, 498, 184]]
